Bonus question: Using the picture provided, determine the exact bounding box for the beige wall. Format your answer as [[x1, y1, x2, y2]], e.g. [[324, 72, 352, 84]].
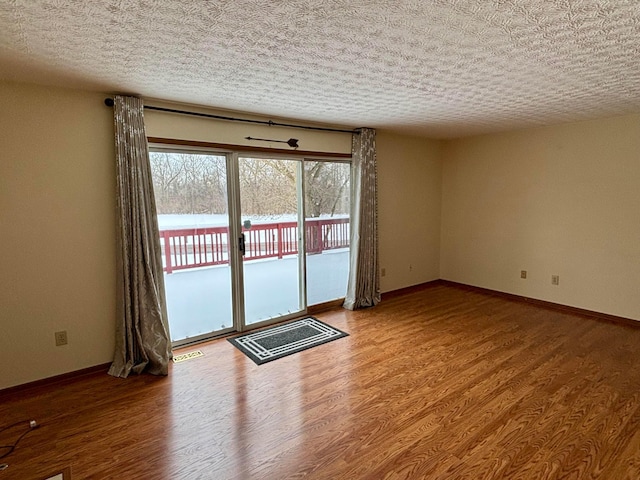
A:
[[377, 131, 442, 292], [0, 81, 116, 389], [1, 82, 442, 388], [144, 100, 352, 153], [441, 114, 640, 320], [6, 79, 636, 389]]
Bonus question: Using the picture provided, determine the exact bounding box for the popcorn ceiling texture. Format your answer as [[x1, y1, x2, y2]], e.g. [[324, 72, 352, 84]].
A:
[[1, 0, 639, 137]]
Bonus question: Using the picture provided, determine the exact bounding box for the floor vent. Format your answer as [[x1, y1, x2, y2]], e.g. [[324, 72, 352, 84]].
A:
[[173, 350, 205, 363]]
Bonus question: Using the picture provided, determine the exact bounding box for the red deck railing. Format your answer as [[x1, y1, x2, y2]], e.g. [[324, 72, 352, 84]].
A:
[[160, 217, 349, 273]]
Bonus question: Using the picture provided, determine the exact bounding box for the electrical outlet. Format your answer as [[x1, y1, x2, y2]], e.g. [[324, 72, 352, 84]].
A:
[[551, 275, 560, 286], [55, 330, 68, 346], [520, 270, 527, 279], [381, 267, 386, 277]]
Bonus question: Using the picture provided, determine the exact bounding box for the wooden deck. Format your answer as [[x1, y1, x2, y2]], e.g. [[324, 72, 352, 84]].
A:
[[2, 283, 640, 479]]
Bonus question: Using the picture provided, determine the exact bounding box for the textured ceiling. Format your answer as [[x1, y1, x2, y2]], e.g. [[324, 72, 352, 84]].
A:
[[1, 0, 640, 138]]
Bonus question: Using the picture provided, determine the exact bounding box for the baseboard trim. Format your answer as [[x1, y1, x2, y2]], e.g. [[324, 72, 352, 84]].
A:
[[0, 363, 111, 398], [439, 280, 640, 329], [381, 279, 444, 300], [5, 280, 636, 393], [308, 298, 345, 315]]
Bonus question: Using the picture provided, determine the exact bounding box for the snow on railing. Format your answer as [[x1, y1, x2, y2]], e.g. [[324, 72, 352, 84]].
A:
[[160, 217, 349, 273]]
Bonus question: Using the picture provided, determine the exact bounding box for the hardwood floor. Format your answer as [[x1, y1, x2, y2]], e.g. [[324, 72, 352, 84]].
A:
[[2, 283, 640, 479]]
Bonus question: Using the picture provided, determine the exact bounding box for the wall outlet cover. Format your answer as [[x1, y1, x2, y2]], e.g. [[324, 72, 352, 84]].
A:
[[55, 331, 68, 346]]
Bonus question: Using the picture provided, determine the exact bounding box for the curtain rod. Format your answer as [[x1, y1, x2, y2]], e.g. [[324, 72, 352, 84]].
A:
[[104, 98, 360, 134]]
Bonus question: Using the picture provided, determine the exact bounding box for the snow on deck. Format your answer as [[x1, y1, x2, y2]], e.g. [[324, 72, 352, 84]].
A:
[[164, 249, 349, 342]]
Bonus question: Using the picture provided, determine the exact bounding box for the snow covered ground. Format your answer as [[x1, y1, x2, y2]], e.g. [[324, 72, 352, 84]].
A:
[[164, 249, 349, 342]]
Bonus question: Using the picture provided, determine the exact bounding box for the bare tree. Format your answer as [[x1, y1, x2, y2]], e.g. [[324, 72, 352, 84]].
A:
[[150, 153, 349, 219], [150, 153, 227, 214], [239, 158, 297, 216], [305, 161, 350, 217]]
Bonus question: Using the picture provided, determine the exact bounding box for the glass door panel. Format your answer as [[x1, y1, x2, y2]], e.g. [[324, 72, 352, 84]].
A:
[[238, 157, 305, 326], [304, 160, 351, 305], [150, 151, 234, 344]]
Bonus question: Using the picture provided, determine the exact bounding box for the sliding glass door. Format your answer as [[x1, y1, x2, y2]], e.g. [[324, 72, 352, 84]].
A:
[[304, 160, 351, 305], [150, 149, 308, 345], [150, 151, 235, 345], [150, 147, 351, 346], [238, 157, 305, 326]]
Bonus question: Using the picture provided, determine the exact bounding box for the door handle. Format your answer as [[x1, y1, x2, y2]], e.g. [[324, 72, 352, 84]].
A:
[[239, 233, 246, 256]]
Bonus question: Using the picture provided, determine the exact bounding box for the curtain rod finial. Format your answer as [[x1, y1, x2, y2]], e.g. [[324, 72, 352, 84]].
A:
[[104, 98, 114, 107]]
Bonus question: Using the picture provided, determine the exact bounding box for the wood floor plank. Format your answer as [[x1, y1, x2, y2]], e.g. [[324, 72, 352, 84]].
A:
[[2, 284, 640, 479]]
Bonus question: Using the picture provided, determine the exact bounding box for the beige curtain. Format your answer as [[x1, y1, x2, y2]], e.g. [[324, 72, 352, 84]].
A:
[[108, 95, 171, 378], [343, 128, 381, 310]]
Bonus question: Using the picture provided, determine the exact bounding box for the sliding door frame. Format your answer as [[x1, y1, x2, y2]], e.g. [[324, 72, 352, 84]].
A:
[[233, 152, 308, 332], [149, 139, 351, 343]]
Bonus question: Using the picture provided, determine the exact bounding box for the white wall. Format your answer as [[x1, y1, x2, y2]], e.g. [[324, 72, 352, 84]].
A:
[[377, 131, 442, 292], [441, 114, 640, 320], [0, 81, 116, 389]]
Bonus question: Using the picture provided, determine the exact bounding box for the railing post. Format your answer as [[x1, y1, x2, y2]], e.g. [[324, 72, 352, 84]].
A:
[[304, 219, 313, 254], [161, 231, 173, 274], [317, 219, 324, 253], [277, 223, 284, 259]]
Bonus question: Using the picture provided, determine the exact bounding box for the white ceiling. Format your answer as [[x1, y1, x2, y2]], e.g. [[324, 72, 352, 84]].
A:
[[1, 0, 639, 138]]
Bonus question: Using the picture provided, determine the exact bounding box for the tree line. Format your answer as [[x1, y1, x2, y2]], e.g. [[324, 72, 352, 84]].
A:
[[149, 152, 350, 218]]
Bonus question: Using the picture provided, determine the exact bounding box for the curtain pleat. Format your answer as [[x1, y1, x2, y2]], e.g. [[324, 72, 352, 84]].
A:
[[108, 95, 171, 378], [343, 128, 381, 310]]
